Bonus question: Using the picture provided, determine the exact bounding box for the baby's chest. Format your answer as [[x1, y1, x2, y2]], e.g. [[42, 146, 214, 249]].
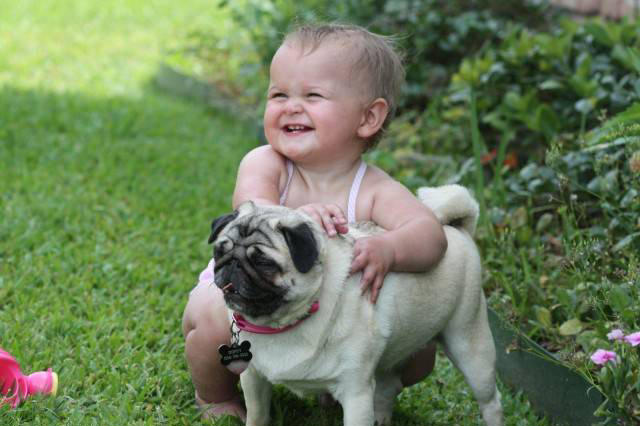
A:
[[284, 187, 374, 222]]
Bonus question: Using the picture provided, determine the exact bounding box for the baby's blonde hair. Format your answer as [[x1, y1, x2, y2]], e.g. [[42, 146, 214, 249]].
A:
[[283, 22, 405, 147]]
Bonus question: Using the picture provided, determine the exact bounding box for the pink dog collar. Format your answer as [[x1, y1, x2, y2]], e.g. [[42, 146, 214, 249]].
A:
[[233, 302, 320, 334]]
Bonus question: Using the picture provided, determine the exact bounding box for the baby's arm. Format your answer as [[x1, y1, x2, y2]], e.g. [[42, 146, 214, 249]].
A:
[[350, 179, 447, 303], [232, 145, 284, 208], [232, 146, 348, 235]]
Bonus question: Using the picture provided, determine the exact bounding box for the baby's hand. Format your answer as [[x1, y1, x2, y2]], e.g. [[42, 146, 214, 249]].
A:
[[297, 203, 348, 237], [350, 235, 395, 304]]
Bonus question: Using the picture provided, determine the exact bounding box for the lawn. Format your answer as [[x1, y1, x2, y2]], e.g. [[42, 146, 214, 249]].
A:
[[1, 1, 553, 425]]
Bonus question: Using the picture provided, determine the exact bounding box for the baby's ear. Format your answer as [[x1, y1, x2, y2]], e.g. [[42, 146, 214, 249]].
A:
[[357, 98, 389, 139]]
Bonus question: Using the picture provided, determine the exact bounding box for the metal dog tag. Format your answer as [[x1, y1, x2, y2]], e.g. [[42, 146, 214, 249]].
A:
[[218, 340, 252, 365], [218, 319, 252, 374]]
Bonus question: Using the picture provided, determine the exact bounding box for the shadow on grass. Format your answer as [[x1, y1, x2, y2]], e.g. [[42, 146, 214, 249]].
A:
[[0, 83, 257, 215], [149, 63, 265, 143], [0, 82, 252, 145]]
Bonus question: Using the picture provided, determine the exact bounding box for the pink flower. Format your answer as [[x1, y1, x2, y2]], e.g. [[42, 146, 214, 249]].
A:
[[591, 349, 618, 365], [624, 332, 640, 347], [607, 329, 624, 341]]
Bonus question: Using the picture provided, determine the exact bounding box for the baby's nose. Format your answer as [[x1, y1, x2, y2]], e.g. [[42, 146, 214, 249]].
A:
[[285, 98, 303, 114]]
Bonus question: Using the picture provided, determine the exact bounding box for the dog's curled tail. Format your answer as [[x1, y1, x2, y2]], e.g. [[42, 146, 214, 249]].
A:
[[417, 185, 480, 236]]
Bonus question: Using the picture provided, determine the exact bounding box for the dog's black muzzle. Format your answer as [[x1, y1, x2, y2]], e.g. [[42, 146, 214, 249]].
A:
[[214, 257, 285, 318]]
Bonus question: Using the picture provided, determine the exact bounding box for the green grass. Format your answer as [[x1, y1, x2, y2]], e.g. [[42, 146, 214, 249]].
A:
[[1, 1, 554, 425]]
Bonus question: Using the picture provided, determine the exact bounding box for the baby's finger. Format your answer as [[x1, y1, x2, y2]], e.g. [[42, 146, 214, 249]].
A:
[[359, 268, 375, 295], [335, 223, 349, 234], [370, 276, 383, 304], [350, 253, 365, 274], [319, 212, 338, 236], [325, 204, 347, 224]]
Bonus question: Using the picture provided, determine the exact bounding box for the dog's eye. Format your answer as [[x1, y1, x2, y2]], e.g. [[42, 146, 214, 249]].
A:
[[214, 240, 233, 258], [250, 250, 277, 268], [214, 244, 226, 259]]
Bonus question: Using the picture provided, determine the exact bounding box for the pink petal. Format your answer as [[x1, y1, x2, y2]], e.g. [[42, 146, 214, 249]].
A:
[[607, 329, 624, 341], [590, 349, 617, 365], [624, 331, 640, 347]]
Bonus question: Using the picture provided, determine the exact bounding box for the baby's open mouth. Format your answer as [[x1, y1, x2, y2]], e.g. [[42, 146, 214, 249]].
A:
[[284, 125, 312, 133]]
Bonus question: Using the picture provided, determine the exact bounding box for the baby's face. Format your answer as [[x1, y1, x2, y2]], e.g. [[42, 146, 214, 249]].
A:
[[264, 40, 370, 165]]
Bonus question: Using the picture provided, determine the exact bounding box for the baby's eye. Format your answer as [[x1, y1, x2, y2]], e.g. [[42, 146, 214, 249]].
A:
[[269, 92, 287, 99], [307, 92, 323, 98]]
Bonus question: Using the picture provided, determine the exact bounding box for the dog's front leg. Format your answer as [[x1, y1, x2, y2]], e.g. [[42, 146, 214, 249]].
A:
[[339, 379, 376, 426], [241, 366, 272, 426]]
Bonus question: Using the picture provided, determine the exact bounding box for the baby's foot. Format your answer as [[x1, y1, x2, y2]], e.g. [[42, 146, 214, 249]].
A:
[[195, 392, 247, 422]]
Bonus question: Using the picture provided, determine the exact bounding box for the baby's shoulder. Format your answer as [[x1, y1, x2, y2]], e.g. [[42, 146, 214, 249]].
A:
[[236, 145, 290, 191], [362, 164, 405, 194], [243, 145, 287, 166], [356, 165, 409, 220], [239, 146, 288, 175]]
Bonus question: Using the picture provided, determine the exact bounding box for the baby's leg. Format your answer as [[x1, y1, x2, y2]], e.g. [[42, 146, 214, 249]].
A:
[[182, 279, 246, 420], [400, 341, 436, 387]]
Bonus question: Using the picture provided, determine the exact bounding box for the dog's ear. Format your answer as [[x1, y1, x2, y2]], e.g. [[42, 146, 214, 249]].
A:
[[208, 211, 239, 244], [279, 223, 318, 273]]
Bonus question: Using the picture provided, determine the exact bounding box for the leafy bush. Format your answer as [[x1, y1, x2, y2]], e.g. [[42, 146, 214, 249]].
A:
[[479, 104, 639, 359], [377, 17, 640, 175], [357, 0, 555, 109], [171, 0, 553, 111], [449, 17, 640, 158]]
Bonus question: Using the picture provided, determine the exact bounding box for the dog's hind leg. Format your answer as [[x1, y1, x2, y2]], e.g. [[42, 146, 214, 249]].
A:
[[442, 307, 503, 426]]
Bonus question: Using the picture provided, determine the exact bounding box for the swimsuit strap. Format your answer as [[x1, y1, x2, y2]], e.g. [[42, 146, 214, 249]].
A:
[[280, 159, 367, 223], [347, 161, 367, 223], [279, 159, 295, 205]]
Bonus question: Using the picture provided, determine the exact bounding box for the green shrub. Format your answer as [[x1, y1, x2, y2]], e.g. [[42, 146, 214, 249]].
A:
[[173, 0, 553, 112], [375, 16, 640, 208], [361, 0, 555, 108], [481, 103, 639, 351], [451, 17, 640, 155]]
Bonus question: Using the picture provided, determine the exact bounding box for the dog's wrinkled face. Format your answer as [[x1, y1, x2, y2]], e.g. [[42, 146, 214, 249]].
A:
[[209, 202, 325, 320]]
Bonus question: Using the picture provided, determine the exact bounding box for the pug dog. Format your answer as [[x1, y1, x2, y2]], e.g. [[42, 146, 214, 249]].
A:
[[209, 185, 503, 426]]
